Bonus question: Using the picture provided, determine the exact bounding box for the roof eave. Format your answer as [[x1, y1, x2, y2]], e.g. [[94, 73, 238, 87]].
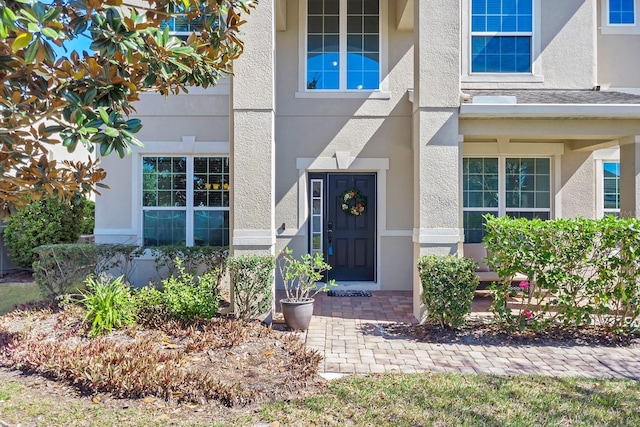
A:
[[459, 104, 640, 119]]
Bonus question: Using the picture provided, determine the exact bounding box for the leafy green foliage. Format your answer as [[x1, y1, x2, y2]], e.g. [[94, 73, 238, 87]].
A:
[[417, 255, 479, 328], [32, 244, 100, 300], [228, 255, 276, 321], [132, 285, 171, 328], [277, 248, 336, 302], [160, 259, 220, 320], [80, 199, 95, 235], [0, 0, 255, 211], [79, 275, 135, 337], [149, 245, 228, 285], [484, 215, 640, 332], [3, 198, 83, 267]]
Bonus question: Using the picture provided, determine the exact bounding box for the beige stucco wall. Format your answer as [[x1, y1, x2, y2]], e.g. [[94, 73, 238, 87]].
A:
[[271, 0, 415, 291], [560, 151, 597, 218], [461, 0, 596, 90], [597, 0, 640, 89], [94, 85, 231, 246]]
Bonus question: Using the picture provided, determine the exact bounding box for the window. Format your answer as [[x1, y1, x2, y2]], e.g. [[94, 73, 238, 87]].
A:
[[142, 156, 230, 247], [463, 157, 551, 243], [161, 14, 211, 40], [306, 0, 380, 90], [609, 0, 635, 24], [471, 0, 533, 73], [603, 162, 621, 216]]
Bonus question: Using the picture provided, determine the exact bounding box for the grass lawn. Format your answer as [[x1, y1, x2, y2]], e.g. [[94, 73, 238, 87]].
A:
[[2, 373, 639, 426], [0, 282, 41, 315], [262, 373, 640, 426]]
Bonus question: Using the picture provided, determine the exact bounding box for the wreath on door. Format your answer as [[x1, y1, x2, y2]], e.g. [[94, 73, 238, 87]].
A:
[[340, 188, 366, 216]]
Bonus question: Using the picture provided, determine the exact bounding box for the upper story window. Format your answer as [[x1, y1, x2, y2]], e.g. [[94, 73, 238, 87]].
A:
[[603, 162, 621, 217], [471, 0, 533, 73], [463, 157, 551, 243], [306, 0, 380, 91], [609, 0, 635, 25]]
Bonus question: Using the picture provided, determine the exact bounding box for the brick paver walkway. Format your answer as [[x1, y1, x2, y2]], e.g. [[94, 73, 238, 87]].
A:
[[300, 291, 640, 379]]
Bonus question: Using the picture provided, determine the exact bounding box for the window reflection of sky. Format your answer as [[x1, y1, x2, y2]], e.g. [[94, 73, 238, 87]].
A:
[[603, 162, 620, 177], [307, 53, 379, 90]]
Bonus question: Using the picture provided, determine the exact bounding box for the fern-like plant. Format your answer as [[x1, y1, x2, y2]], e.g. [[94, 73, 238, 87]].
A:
[[79, 275, 136, 337]]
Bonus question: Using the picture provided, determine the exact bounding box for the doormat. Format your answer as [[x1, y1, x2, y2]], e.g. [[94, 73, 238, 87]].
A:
[[327, 290, 372, 297]]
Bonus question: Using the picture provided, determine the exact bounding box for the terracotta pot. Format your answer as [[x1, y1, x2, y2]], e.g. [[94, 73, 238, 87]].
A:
[[280, 298, 315, 331]]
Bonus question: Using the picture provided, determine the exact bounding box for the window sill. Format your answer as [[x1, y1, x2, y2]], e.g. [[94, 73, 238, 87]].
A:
[[294, 91, 391, 100], [600, 25, 640, 35], [461, 74, 545, 84]]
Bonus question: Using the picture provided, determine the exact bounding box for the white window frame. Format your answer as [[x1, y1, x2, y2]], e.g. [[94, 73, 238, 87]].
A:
[[131, 139, 231, 248], [296, 0, 390, 98], [594, 149, 621, 218], [601, 0, 640, 34], [463, 156, 553, 243], [309, 179, 324, 257], [141, 155, 230, 247], [461, 0, 543, 83]]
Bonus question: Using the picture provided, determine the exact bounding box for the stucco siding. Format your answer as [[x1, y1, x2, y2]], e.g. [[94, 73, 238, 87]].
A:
[[597, 0, 640, 89], [560, 151, 597, 218], [461, 0, 596, 89]]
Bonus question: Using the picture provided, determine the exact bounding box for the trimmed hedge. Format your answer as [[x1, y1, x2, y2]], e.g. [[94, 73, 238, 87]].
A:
[[32, 244, 229, 301], [418, 255, 479, 328], [228, 255, 275, 321], [484, 215, 640, 332], [33, 244, 100, 299]]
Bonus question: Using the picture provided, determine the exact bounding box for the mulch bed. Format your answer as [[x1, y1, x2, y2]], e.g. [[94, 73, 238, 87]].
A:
[[383, 320, 640, 347]]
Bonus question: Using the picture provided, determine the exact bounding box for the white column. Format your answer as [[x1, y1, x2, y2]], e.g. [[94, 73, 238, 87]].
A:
[[619, 136, 640, 218], [412, 0, 462, 320], [231, 1, 276, 317]]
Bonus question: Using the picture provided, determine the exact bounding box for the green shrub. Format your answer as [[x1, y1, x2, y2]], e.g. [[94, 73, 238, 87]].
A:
[[161, 259, 221, 320], [95, 244, 145, 284], [3, 198, 83, 267], [80, 200, 95, 235], [133, 285, 169, 328], [149, 245, 228, 285], [79, 275, 136, 337], [484, 215, 640, 332], [33, 244, 100, 300], [228, 255, 275, 321], [417, 255, 479, 329]]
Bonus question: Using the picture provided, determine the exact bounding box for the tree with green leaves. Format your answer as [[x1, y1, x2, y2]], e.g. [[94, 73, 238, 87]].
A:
[[0, 0, 255, 213]]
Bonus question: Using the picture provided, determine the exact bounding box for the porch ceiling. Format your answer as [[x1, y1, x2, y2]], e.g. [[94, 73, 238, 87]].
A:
[[397, 0, 414, 31]]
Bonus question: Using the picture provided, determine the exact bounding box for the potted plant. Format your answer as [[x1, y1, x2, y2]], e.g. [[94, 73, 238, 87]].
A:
[[278, 247, 336, 330]]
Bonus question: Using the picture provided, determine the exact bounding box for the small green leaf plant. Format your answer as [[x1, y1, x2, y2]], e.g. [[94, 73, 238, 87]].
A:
[[79, 274, 136, 337], [160, 258, 221, 321], [278, 248, 336, 302]]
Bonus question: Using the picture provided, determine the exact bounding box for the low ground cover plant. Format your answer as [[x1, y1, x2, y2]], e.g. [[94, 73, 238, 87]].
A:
[[484, 215, 640, 332], [0, 311, 321, 407], [418, 255, 479, 328]]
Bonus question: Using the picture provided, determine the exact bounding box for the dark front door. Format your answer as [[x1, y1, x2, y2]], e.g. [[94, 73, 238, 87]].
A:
[[325, 173, 376, 281]]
